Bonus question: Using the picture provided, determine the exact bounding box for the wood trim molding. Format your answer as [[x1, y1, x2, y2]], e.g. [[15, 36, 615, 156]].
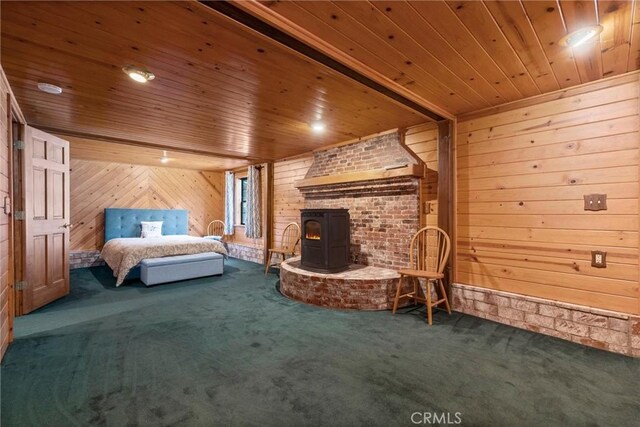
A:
[[637, 74, 640, 315], [39, 127, 256, 162], [274, 151, 314, 163], [264, 162, 274, 264], [213, 0, 453, 121], [294, 164, 425, 188], [458, 70, 640, 122], [1, 65, 25, 124], [449, 118, 458, 284], [5, 95, 15, 346], [437, 120, 454, 287]]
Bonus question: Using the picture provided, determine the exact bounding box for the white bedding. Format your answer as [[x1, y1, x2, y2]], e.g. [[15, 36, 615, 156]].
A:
[[101, 235, 227, 286]]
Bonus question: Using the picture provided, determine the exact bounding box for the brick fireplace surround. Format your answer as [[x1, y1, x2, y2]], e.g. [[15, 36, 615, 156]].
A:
[[280, 131, 421, 310], [299, 131, 421, 269]]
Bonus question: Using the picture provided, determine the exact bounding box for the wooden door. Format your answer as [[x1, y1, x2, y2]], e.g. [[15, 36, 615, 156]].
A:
[[22, 127, 69, 313]]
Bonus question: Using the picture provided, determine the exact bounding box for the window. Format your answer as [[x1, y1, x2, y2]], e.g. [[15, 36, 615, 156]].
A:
[[240, 177, 248, 225]]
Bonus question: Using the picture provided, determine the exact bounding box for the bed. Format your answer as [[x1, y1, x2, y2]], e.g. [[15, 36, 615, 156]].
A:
[[101, 208, 227, 286]]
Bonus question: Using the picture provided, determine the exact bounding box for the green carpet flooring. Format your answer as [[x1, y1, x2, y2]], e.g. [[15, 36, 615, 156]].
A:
[[1, 258, 639, 426]]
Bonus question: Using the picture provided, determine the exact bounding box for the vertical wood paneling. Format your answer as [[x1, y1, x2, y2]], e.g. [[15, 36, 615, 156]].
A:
[[70, 159, 223, 250], [456, 73, 640, 314]]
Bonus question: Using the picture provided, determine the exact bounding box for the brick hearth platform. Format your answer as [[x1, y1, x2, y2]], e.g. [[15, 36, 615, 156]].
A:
[[280, 256, 411, 310]]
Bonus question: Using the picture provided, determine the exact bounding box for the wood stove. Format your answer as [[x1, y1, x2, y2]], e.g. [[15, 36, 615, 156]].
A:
[[300, 208, 350, 273]]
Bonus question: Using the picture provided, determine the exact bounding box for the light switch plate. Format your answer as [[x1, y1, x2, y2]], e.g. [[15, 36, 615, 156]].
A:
[[584, 194, 607, 211], [591, 251, 607, 268]]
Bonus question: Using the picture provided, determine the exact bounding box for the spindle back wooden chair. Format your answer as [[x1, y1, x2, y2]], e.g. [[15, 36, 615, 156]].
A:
[[392, 226, 452, 325], [264, 222, 301, 275], [206, 220, 225, 238]]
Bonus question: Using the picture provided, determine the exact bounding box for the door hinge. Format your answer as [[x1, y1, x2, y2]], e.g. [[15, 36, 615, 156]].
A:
[[14, 210, 25, 220], [15, 281, 27, 291], [13, 140, 25, 150]]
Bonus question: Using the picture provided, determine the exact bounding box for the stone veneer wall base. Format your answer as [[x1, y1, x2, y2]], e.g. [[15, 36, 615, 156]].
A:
[[70, 250, 105, 269], [226, 243, 264, 265], [451, 283, 640, 357]]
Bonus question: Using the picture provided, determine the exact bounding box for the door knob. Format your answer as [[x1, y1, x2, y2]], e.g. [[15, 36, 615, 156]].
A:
[[61, 223, 73, 229]]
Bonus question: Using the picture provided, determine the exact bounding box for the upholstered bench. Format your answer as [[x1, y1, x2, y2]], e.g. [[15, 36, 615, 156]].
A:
[[140, 252, 224, 286]]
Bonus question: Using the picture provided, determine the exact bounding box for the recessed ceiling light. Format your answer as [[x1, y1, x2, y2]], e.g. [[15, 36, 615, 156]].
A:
[[310, 121, 326, 133], [122, 65, 155, 83], [559, 25, 603, 48], [160, 150, 169, 164], [37, 83, 63, 95]]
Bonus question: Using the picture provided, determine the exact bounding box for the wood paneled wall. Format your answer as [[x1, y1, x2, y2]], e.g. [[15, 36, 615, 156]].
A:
[[70, 159, 223, 251], [272, 154, 313, 251], [405, 123, 439, 227], [0, 67, 16, 359], [456, 72, 640, 315]]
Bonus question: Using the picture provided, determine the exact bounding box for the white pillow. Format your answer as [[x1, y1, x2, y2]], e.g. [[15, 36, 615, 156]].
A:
[[140, 221, 163, 238]]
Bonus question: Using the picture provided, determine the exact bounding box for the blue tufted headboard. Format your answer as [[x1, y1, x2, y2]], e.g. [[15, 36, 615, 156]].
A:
[[104, 208, 189, 242]]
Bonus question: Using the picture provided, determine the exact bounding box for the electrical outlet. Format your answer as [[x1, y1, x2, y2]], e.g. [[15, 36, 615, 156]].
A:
[[584, 194, 607, 211], [591, 251, 607, 268], [424, 202, 431, 214]]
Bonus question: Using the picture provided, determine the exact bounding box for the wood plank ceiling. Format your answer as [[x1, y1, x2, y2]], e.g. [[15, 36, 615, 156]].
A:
[[258, 0, 640, 116], [0, 1, 427, 165], [2, 1, 639, 165]]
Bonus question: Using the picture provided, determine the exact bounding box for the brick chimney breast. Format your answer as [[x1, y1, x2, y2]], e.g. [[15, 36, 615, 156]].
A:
[[305, 131, 418, 179], [301, 131, 421, 269]]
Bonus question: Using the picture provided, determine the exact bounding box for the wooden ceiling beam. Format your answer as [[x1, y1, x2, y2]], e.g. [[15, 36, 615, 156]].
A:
[[68, 137, 248, 171], [214, 0, 452, 121], [38, 126, 262, 162]]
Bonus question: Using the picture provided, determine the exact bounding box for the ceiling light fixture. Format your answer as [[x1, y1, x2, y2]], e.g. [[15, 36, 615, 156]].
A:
[[160, 150, 169, 164], [559, 25, 603, 48], [310, 121, 326, 133], [122, 65, 155, 83], [37, 83, 63, 95]]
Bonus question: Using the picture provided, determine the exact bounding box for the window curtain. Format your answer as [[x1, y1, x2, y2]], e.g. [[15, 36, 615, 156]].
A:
[[245, 165, 262, 238], [224, 171, 235, 236]]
